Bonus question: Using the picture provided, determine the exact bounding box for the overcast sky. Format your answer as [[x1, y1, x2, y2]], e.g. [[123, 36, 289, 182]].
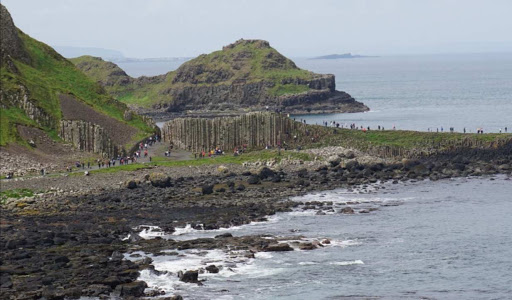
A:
[[3, 0, 512, 58]]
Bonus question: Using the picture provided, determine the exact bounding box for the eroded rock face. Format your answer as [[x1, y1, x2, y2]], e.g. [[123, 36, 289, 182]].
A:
[[0, 4, 31, 65]]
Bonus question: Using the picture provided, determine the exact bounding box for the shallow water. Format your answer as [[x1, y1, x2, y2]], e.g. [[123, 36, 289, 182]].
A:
[[131, 176, 512, 299]]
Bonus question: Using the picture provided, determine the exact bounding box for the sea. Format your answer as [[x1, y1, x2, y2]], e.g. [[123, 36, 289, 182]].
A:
[[119, 53, 512, 133], [118, 54, 512, 299]]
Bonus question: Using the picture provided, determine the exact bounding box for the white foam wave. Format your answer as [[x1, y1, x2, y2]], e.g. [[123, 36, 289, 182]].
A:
[[330, 260, 364, 266], [298, 261, 318, 265], [330, 239, 362, 247], [135, 225, 166, 239]]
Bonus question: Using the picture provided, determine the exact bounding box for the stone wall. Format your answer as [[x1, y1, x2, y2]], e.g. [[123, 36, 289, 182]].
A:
[[59, 120, 121, 157], [162, 112, 316, 152]]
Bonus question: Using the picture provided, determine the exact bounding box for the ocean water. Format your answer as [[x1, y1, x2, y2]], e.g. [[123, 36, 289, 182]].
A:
[[119, 55, 512, 299], [130, 176, 512, 299], [120, 54, 512, 132]]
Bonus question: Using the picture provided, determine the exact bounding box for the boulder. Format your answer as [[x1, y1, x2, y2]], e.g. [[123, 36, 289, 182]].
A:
[[125, 180, 137, 189], [217, 165, 229, 174], [327, 155, 341, 167], [179, 270, 199, 283], [263, 243, 293, 252], [247, 175, 261, 185], [149, 173, 172, 188], [115, 281, 148, 297], [201, 184, 214, 195], [215, 233, 233, 238], [258, 167, 275, 179], [299, 243, 316, 250], [205, 265, 220, 273], [339, 207, 355, 214]]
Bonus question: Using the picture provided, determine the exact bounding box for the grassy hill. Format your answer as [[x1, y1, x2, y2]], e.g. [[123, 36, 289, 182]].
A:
[[0, 4, 154, 148], [72, 39, 365, 114]]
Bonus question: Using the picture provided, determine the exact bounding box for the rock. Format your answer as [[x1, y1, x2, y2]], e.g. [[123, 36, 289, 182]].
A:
[[82, 284, 112, 297], [215, 233, 233, 238], [339, 207, 355, 214], [327, 155, 341, 167], [115, 281, 148, 297], [205, 265, 220, 273], [149, 172, 172, 188], [125, 180, 137, 189], [299, 243, 316, 250], [263, 243, 294, 252], [215, 187, 226, 193], [258, 167, 275, 179], [321, 239, 331, 245], [217, 165, 229, 174], [247, 175, 261, 185], [236, 184, 246, 191], [201, 184, 214, 195], [179, 270, 199, 283]]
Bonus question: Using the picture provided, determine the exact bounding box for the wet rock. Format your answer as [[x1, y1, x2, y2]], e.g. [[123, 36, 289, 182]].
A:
[[206, 265, 220, 273], [236, 184, 246, 191], [215, 233, 233, 238], [299, 243, 316, 250], [115, 281, 148, 297], [263, 243, 293, 252], [339, 207, 355, 214], [179, 270, 199, 283]]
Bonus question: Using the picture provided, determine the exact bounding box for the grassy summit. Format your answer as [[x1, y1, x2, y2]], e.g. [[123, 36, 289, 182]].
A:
[[71, 39, 345, 112], [0, 4, 153, 147]]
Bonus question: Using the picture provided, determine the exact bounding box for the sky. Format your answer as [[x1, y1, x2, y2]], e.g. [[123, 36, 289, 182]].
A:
[[3, 0, 512, 58]]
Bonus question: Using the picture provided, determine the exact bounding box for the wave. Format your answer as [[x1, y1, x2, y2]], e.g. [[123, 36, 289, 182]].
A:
[[330, 260, 364, 266]]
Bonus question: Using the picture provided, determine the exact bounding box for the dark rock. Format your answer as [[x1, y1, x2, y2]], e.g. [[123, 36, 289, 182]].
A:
[[236, 184, 246, 191], [125, 180, 137, 189], [339, 207, 355, 214], [215, 233, 233, 238], [115, 281, 148, 297], [179, 270, 199, 283], [299, 243, 316, 250], [202, 184, 214, 195], [247, 175, 261, 185], [258, 167, 275, 179], [205, 265, 220, 273], [263, 243, 293, 252]]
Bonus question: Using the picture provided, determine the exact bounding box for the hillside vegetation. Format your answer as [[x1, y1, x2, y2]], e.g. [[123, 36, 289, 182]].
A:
[[0, 4, 154, 147], [71, 39, 363, 114]]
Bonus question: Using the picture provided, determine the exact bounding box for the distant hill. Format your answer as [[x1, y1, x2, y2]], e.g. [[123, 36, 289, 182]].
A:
[[53, 46, 125, 60], [72, 39, 369, 115], [312, 53, 377, 59], [0, 4, 153, 152]]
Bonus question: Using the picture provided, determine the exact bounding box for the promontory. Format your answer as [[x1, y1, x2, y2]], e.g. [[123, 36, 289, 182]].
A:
[[71, 39, 369, 117]]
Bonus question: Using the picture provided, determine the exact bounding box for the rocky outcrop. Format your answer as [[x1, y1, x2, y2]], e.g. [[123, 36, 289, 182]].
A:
[[162, 112, 320, 152], [0, 85, 56, 128], [59, 120, 122, 157], [0, 4, 30, 65], [73, 39, 369, 115]]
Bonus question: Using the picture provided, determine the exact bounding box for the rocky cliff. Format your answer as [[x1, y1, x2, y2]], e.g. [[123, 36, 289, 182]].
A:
[[72, 39, 369, 116], [0, 4, 155, 157]]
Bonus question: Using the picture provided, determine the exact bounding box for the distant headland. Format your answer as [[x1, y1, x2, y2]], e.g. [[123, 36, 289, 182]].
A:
[[311, 53, 378, 60]]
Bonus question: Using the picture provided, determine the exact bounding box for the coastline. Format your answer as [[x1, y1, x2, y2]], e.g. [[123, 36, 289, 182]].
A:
[[1, 143, 511, 299]]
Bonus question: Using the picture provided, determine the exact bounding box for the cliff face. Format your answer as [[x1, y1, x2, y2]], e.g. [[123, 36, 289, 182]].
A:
[[0, 4, 154, 156], [59, 120, 120, 157], [72, 39, 369, 115]]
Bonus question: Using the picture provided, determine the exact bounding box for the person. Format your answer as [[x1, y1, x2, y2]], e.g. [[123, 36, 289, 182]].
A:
[[463, 127, 466, 133], [505, 127, 508, 133], [40, 168, 44, 176], [87, 161, 90, 169], [149, 156, 152, 162]]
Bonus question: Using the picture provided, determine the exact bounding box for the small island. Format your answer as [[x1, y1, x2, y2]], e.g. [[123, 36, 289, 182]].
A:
[[312, 53, 377, 59]]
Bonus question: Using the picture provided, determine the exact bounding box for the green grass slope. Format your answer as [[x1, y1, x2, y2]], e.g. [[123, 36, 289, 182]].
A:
[[0, 28, 154, 147], [71, 39, 317, 108]]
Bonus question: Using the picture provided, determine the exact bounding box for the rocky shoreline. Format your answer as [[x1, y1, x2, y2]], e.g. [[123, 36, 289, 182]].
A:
[[1, 146, 511, 299]]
